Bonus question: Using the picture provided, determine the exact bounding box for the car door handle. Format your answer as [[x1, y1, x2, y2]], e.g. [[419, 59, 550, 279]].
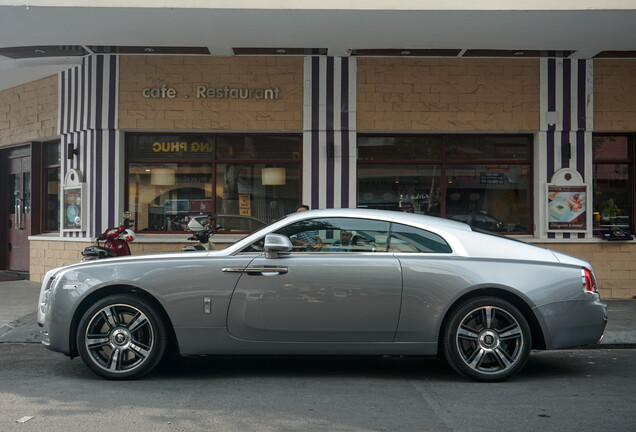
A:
[[222, 267, 289, 276], [246, 267, 289, 276]]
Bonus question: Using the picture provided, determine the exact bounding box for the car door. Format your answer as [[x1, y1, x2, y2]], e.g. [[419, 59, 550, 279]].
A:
[[226, 218, 403, 343]]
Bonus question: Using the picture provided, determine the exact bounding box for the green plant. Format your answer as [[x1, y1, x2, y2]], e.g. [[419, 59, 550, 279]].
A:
[[598, 198, 618, 219]]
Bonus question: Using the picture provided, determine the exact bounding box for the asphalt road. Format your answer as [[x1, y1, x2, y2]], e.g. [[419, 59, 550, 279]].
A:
[[0, 344, 634, 432]]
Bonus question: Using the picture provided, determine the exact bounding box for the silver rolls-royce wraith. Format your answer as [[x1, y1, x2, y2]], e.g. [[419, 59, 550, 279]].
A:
[[37, 208, 607, 381]]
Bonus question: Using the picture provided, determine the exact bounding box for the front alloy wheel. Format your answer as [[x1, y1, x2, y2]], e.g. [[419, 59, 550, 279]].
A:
[[443, 297, 531, 382], [77, 295, 167, 380]]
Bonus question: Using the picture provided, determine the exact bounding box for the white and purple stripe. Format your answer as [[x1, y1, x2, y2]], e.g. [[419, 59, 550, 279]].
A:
[[303, 56, 357, 209], [539, 57, 593, 239], [59, 55, 120, 238]]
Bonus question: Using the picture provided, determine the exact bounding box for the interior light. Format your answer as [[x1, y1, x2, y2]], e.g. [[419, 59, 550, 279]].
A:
[[34, 49, 46, 54], [144, 48, 155, 53], [275, 49, 287, 54], [262, 167, 286, 185], [400, 50, 411, 56], [151, 168, 175, 185]]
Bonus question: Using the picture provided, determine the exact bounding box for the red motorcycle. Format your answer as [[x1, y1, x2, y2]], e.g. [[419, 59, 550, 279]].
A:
[[81, 212, 136, 261]]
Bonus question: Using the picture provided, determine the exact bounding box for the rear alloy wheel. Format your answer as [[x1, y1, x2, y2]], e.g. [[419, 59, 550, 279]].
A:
[[77, 294, 167, 380], [443, 297, 531, 382]]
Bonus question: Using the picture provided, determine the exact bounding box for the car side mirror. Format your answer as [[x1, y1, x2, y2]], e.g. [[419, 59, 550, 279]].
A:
[[264, 234, 293, 258]]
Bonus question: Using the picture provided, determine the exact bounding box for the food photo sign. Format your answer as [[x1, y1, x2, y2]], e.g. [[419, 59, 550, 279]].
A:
[[62, 169, 87, 232], [546, 168, 590, 233], [547, 185, 587, 231]]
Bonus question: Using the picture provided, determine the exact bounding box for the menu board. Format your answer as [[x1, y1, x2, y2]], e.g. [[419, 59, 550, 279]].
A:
[[63, 188, 83, 230], [547, 185, 587, 232], [62, 169, 86, 232]]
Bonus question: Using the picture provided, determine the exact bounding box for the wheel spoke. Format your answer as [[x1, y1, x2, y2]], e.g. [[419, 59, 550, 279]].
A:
[[102, 307, 119, 329], [467, 347, 486, 369], [127, 312, 148, 333], [86, 336, 110, 349], [499, 323, 522, 340], [494, 347, 514, 370], [482, 306, 494, 329], [128, 343, 150, 359], [457, 325, 479, 341], [108, 348, 122, 372]]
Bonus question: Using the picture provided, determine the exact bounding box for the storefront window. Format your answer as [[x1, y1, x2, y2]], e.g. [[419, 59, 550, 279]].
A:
[[593, 134, 633, 232], [127, 134, 301, 233], [129, 162, 213, 232], [43, 141, 61, 232], [358, 135, 532, 234], [445, 164, 530, 232], [216, 164, 300, 223], [358, 164, 441, 215]]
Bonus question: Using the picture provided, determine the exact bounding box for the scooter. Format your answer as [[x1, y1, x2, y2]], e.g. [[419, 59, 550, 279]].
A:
[[180, 215, 219, 252], [81, 212, 136, 261]]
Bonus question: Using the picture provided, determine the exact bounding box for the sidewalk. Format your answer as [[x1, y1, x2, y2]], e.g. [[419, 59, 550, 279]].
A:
[[0, 280, 42, 343], [1, 279, 635, 346]]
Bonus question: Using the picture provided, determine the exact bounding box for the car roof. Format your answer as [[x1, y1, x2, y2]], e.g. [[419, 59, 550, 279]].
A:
[[281, 208, 472, 232]]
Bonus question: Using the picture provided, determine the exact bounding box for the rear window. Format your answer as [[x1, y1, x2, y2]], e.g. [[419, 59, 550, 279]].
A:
[[388, 223, 452, 253]]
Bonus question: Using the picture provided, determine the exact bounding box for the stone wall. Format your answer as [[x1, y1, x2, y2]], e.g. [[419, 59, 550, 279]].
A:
[[30, 240, 92, 282], [118, 56, 303, 131], [0, 76, 58, 147], [594, 59, 636, 131], [357, 58, 539, 131]]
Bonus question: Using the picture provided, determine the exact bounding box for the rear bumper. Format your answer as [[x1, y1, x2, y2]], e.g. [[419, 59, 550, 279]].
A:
[[535, 296, 608, 349]]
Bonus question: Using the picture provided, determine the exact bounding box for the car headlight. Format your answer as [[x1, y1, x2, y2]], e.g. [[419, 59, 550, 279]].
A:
[[37, 270, 59, 324]]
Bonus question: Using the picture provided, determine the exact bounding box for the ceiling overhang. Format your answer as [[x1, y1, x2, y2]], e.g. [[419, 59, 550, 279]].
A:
[[1, 5, 635, 90]]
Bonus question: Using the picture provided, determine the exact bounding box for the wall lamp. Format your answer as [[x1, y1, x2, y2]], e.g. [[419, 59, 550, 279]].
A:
[[561, 141, 571, 160], [67, 142, 79, 160]]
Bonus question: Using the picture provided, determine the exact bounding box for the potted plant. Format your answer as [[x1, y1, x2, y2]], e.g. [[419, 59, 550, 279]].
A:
[[598, 198, 618, 221]]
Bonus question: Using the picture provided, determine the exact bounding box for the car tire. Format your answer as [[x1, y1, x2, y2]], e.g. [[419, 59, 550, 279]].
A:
[[442, 296, 531, 382], [76, 294, 167, 380]]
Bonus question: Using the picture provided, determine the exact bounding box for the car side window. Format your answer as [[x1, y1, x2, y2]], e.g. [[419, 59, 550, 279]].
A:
[[388, 223, 452, 253], [239, 238, 265, 253], [275, 217, 390, 253]]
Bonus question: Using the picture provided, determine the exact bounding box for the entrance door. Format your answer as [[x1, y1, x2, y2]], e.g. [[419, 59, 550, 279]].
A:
[[7, 153, 31, 272]]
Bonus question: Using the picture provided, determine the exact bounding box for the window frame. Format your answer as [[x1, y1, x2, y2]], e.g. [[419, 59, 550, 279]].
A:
[[357, 134, 534, 235], [40, 140, 61, 233], [125, 133, 303, 234], [239, 217, 454, 255], [592, 133, 635, 233]]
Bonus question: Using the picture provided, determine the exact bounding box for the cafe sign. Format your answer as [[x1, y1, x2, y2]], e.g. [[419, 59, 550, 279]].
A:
[[142, 84, 281, 100]]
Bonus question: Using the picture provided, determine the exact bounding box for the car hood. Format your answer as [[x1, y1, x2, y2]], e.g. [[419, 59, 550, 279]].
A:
[[46, 249, 230, 277]]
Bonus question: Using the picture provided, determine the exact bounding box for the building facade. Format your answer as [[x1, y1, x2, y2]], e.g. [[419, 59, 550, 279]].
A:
[[1, 51, 635, 297]]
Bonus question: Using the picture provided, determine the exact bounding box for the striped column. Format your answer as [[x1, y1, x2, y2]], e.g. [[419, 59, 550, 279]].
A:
[[59, 55, 121, 238], [303, 56, 357, 209], [539, 58, 594, 239]]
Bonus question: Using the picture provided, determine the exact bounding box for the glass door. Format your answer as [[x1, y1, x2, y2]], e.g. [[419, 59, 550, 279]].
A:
[[7, 152, 31, 272]]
